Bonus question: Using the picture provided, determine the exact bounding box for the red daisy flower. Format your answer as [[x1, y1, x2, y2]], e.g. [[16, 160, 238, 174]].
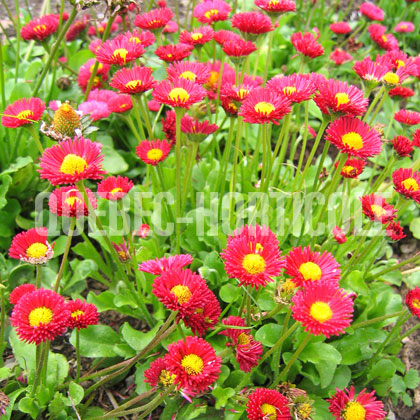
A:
[[89, 39, 102, 54], [328, 386, 386, 420], [231, 12, 273, 41], [394, 109, 420, 126], [153, 78, 207, 109], [392, 135, 413, 157], [284, 246, 340, 287], [292, 281, 354, 338], [406, 287, 420, 318], [119, 29, 156, 47], [66, 299, 99, 330], [330, 48, 353, 65], [77, 59, 110, 92], [97, 176, 134, 200], [181, 115, 218, 142], [10, 288, 69, 345], [78, 100, 111, 121], [155, 43, 193, 63], [330, 21, 352, 34], [389, 86, 415, 99], [39, 136, 105, 186], [136, 224, 151, 238], [325, 117, 382, 158], [353, 57, 389, 85], [163, 20, 179, 33], [255, 0, 296, 14], [165, 336, 221, 393], [221, 224, 284, 289], [193, 0, 232, 25], [66, 17, 88, 41], [314, 79, 368, 116], [9, 284, 36, 305], [381, 67, 410, 87], [20, 15, 59, 41], [139, 254, 193, 275], [161, 110, 176, 143], [136, 139, 171, 166], [221, 75, 262, 103], [148, 99, 161, 112], [332, 226, 347, 244], [96, 37, 145, 66], [386, 221, 406, 241], [1, 97, 45, 128], [360, 194, 397, 224], [246, 388, 291, 420], [413, 129, 420, 148], [9, 227, 54, 265], [267, 74, 316, 103], [379, 50, 416, 73], [222, 97, 240, 116], [336, 157, 366, 178], [134, 8, 173, 31], [360, 2, 385, 21], [239, 87, 291, 125], [393, 168, 420, 204], [113, 238, 131, 262], [167, 61, 210, 85], [394, 21, 415, 33], [214, 29, 242, 46], [145, 357, 176, 389], [370, 29, 399, 51], [49, 186, 97, 218], [179, 26, 214, 46], [291, 32, 324, 59], [107, 94, 133, 113], [110, 66, 155, 95], [222, 38, 257, 61]]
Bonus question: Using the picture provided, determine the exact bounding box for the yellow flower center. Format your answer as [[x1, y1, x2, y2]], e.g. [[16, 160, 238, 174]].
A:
[[60, 154, 88, 175], [26, 242, 48, 259], [112, 48, 128, 63], [342, 165, 356, 176], [383, 72, 399, 85], [204, 9, 219, 18], [65, 196, 82, 206], [371, 204, 386, 217], [208, 71, 219, 87], [179, 71, 197, 81], [269, 0, 280, 5], [299, 403, 312, 419], [29, 306, 53, 327], [126, 80, 142, 90], [170, 285, 192, 304], [168, 87, 190, 103], [400, 25, 407, 30], [237, 332, 251, 345], [335, 92, 350, 106], [282, 279, 296, 293], [110, 187, 123, 194], [181, 354, 204, 375], [260, 403, 277, 420], [283, 86, 297, 96], [90, 63, 103, 72], [92, 76, 100, 86], [396, 60, 405, 68], [34, 24, 46, 33], [310, 301, 333, 323], [381, 35, 388, 42], [242, 253, 266, 274], [191, 33, 203, 41], [402, 177, 419, 191], [71, 310, 84, 319], [299, 261, 322, 281], [342, 132, 363, 150], [412, 299, 420, 309], [159, 369, 176, 387], [255, 243, 264, 252], [238, 88, 249, 99], [16, 110, 33, 120], [254, 101, 275, 116], [146, 148, 164, 161], [129, 36, 141, 44], [342, 401, 366, 420]]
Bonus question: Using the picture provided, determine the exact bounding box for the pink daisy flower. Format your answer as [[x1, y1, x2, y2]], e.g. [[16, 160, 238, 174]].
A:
[[107, 94, 133, 114], [360, 194, 397, 224], [2, 97, 45, 128], [118, 29, 156, 47], [139, 254, 193, 275], [393, 168, 420, 204], [167, 61, 210, 85], [96, 37, 145, 66], [330, 48, 353, 65], [179, 26, 214, 46], [145, 357, 176, 389], [66, 299, 99, 330], [386, 221, 406, 241], [181, 115, 218, 142], [193, 0, 232, 25], [9, 284, 36, 305], [332, 226, 347, 244], [20, 15, 58, 41], [406, 287, 420, 318], [254, 0, 296, 14], [392, 135, 413, 157], [330, 21, 352, 34], [48, 186, 97, 218], [155, 43, 193, 63], [231, 12, 273, 41], [136, 139, 172, 166], [360, 2, 385, 21], [394, 21, 415, 33], [110, 66, 155, 95], [267, 74, 316, 103], [134, 8, 173, 31], [394, 109, 420, 126], [336, 157, 366, 179], [291, 32, 324, 59], [246, 388, 291, 420], [97, 176, 134, 200]]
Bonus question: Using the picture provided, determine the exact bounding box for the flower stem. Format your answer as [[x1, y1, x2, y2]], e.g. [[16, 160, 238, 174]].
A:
[[131, 97, 147, 140], [181, 141, 198, 214], [174, 108, 185, 253], [351, 309, 407, 329], [30, 340, 48, 398], [26, 124, 43, 155], [137, 95, 153, 138], [362, 85, 385, 123], [366, 253, 420, 281], [75, 328, 81, 383], [36, 264, 42, 288]]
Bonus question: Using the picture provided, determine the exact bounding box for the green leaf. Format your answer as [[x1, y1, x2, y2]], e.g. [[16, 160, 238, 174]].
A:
[[0, 367, 10, 380], [409, 217, 420, 239], [120, 322, 162, 352], [18, 397, 40, 419], [102, 146, 129, 174], [212, 387, 235, 410], [0, 175, 14, 210], [67, 382, 84, 406], [368, 359, 396, 382], [340, 270, 369, 297], [404, 369, 420, 389], [219, 283, 241, 303], [87, 290, 117, 311], [68, 50, 95, 71], [255, 323, 283, 346]]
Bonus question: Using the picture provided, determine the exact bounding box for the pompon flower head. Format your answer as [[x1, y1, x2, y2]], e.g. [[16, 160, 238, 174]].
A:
[[292, 281, 354, 338], [145, 357, 176, 389], [291, 32, 324, 59], [325, 117, 382, 158], [231, 12, 273, 41], [221, 224, 284, 289], [153, 78, 207, 109], [39, 136, 105, 185], [392, 135, 413, 157], [155, 43, 194, 63], [96, 37, 145, 66], [165, 336, 221, 393], [9, 228, 54, 265], [386, 221, 406, 241], [254, 0, 296, 15], [360, 194, 397, 224], [406, 287, 420, 318], [222, 38, 257, 62], [394, 109, 420, 126], [239, 87, 291, 125], [167, 62, 210, 85], [66, 299, 99, 330], [266, 74, 316, 103], [330, 48, 353, 65], [314, 79, 368, 116], [108, 94, 133, 114], [181, 115, 218, 143], [330, 21, 352, 34], [110, 66, 155, 95], [336, 157, 366, 178], [359, 2, 385, 21], [136, 139, 171, 166], [389, 86, 415, 99], [10, 288, 70, 345], [139, 254, 193, 275], [193, 0, 232, 25], [353, 57, 389, 86], [134, 8, 173, 32], [179, 26, 214, 46], [49, 186, 97, 218], [284, 246, 340, 287], [1, 97, 45, 128], [97, 176, 134, 200], [119, 29, 156, 47], [9, 284, 36, 305], [328, 386, 386, 420], [20, 15, 59, 41], [393, 168, 420, 204], [394, 21, 415, 33], [246, 388, 291, 420], [332, 226, 347, 244]]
